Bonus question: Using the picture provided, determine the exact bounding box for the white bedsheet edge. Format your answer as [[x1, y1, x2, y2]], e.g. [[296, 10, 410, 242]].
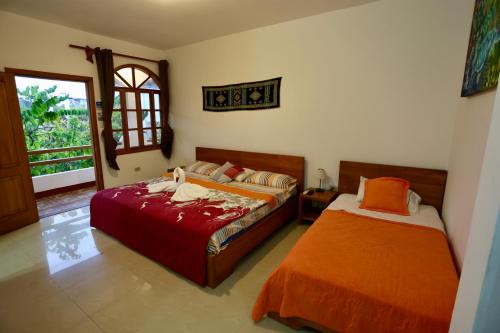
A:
[[326, 193, 446, 233]]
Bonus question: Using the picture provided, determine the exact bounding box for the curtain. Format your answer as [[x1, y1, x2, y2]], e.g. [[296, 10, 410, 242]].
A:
[[159, 60, 174, 159], [95, 48, 119, 170]]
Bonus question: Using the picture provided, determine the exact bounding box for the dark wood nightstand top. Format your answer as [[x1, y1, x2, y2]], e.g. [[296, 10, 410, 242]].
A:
[[301, 188, 337, 203], [298, 188, 338, 224]]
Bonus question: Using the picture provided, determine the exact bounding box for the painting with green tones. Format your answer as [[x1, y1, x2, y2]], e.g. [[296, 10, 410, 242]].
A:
[[462, 0, 500, 97]]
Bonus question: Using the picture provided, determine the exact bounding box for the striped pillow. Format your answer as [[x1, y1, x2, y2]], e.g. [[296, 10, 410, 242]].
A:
[[244, 171, 297, 189], [184, 161, 220, 176], [234, 168, 256, 182]]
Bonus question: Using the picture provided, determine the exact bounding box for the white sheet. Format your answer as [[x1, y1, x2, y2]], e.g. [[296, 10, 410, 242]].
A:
[[327, 194, 446, 233]]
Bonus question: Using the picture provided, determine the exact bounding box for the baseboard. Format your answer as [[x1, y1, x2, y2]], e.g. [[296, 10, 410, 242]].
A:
[[35, 181, 96, 199]]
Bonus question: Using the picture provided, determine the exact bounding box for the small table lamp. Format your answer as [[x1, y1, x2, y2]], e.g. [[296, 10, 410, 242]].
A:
[[316, 168, 327, 192]]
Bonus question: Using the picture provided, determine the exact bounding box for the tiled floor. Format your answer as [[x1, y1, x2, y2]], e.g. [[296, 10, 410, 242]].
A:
[[0, 207, 308, 333], [36, 187, 97, 219]]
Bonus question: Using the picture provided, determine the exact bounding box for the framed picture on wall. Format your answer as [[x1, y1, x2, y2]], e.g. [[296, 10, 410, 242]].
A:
[[461, 0, 500, 97]]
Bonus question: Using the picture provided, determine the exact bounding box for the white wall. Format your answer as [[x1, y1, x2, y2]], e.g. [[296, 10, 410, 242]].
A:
[[471, 211, 500, 333], [32, 167, 95, 193], [443, 91, 495, 268], [450, 80, 500, 333], [0, 11, 171, 188], [164, 0, 473, 190]]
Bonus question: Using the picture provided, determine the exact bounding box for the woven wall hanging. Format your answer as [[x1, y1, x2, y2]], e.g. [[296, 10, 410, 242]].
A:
[[202, 77, 281, 112]]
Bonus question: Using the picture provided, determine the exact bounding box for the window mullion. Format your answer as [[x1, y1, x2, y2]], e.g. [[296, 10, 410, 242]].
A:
[[132, 66, 136, 88], [119, 90, 130, 149], [136, 91, 144, 147], [150, 92, 157, 145]]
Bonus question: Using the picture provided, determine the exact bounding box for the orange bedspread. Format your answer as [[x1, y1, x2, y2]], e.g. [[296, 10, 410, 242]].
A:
[[252, 210, 458, 333]]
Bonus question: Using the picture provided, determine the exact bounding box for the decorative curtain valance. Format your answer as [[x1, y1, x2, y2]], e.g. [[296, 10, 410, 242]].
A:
[[95, 48, 120, 170], [159, 60, 174, 159]]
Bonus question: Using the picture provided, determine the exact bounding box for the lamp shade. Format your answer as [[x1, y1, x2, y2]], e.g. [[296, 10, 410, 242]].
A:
[[316, 168, 327, 180]]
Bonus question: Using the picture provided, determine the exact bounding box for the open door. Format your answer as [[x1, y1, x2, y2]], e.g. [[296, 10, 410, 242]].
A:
[[0, 71, 38, 234]]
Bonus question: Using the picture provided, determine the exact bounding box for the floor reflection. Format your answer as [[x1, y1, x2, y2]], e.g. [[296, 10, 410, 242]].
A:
[[41, 207, 101, 274], [0, 205, 305, 332]]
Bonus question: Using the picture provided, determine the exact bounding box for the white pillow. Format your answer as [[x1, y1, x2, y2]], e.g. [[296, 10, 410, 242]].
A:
[[355, 176, 367, 202], [355, 176, 422, 214], [407, 190, 422, 214]]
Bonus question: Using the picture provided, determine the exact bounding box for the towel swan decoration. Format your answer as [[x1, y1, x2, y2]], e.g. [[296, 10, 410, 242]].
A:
[[147, 167, 209, 202]]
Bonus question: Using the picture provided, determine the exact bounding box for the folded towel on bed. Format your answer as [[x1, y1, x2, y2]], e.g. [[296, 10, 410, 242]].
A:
[[173, 167, 186, 185], [148, 167, 186, 193], [171, 183, 209, 202], [147, 181, 177, 193]]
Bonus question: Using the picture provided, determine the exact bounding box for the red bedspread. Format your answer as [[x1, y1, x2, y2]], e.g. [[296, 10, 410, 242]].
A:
[[90, 181, 254, 286]]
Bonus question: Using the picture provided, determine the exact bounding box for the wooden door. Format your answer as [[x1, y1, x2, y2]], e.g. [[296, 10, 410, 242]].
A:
[[0, 71, 38, 234]]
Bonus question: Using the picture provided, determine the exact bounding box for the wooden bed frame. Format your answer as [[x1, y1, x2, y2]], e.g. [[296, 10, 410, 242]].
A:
[[197, 147, 305, 288], [268, 160, 448, 332], [337, 161, 448, 215]]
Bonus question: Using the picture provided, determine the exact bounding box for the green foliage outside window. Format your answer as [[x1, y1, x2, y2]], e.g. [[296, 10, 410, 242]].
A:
[[18, 85, 94, 176]]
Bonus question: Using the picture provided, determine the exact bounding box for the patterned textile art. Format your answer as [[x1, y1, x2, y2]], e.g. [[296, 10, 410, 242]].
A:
[[461, 0, 500, 96], [203, 77, 281, 111]]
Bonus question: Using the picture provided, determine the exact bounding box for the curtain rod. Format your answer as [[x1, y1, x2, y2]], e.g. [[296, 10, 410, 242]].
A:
[[69, 44, 160, 64]]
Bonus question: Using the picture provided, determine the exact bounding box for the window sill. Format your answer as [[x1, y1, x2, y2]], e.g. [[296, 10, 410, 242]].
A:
[[116, 145, 161, 155]]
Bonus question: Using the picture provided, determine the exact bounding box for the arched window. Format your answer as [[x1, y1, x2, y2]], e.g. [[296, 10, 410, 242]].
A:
[[112, 64, 162, 154]]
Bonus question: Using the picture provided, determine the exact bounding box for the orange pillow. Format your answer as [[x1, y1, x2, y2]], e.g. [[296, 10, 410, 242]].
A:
[[359, 177, 410, 216]]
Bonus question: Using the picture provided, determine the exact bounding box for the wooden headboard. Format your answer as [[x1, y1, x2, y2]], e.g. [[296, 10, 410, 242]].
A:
[[196, 147, 305, 192], [338, 161, 447, 214]]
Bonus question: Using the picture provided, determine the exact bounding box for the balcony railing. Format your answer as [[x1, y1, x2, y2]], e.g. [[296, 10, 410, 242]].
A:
[[28, 145, 93, 167]]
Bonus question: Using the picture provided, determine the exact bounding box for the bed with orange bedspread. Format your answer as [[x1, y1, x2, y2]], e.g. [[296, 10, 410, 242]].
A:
[[252, 209, 458, 333]]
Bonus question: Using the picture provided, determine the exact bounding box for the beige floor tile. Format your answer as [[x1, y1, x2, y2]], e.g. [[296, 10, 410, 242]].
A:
[[0, 246, 45, 281], [51, 251, 121, 290], [89, 282, 190, 333], [64, 263, 158, 315], [64, 317, 104, 333], [0, 232, 16, 252], [1, 206, 308, 332], [0, 268, 89, 333]]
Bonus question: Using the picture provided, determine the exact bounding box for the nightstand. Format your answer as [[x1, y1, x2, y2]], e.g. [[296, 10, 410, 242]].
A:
[[298, 188, 337, 224]]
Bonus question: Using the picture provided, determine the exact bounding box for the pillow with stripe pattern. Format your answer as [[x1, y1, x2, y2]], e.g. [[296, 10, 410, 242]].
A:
[[184, 161, 220, 176], [244, 171, 297, 189], [234, 168, 256, 182]]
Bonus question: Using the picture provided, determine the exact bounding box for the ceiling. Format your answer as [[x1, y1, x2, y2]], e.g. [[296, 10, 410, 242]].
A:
[[0, 0, 378, 50]]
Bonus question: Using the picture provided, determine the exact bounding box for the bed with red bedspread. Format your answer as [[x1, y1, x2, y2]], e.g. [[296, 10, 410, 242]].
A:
[[90, 177, 276, 286]]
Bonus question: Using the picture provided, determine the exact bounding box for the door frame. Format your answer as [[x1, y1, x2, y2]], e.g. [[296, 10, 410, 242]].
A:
[[5, 68, 104, 191]]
